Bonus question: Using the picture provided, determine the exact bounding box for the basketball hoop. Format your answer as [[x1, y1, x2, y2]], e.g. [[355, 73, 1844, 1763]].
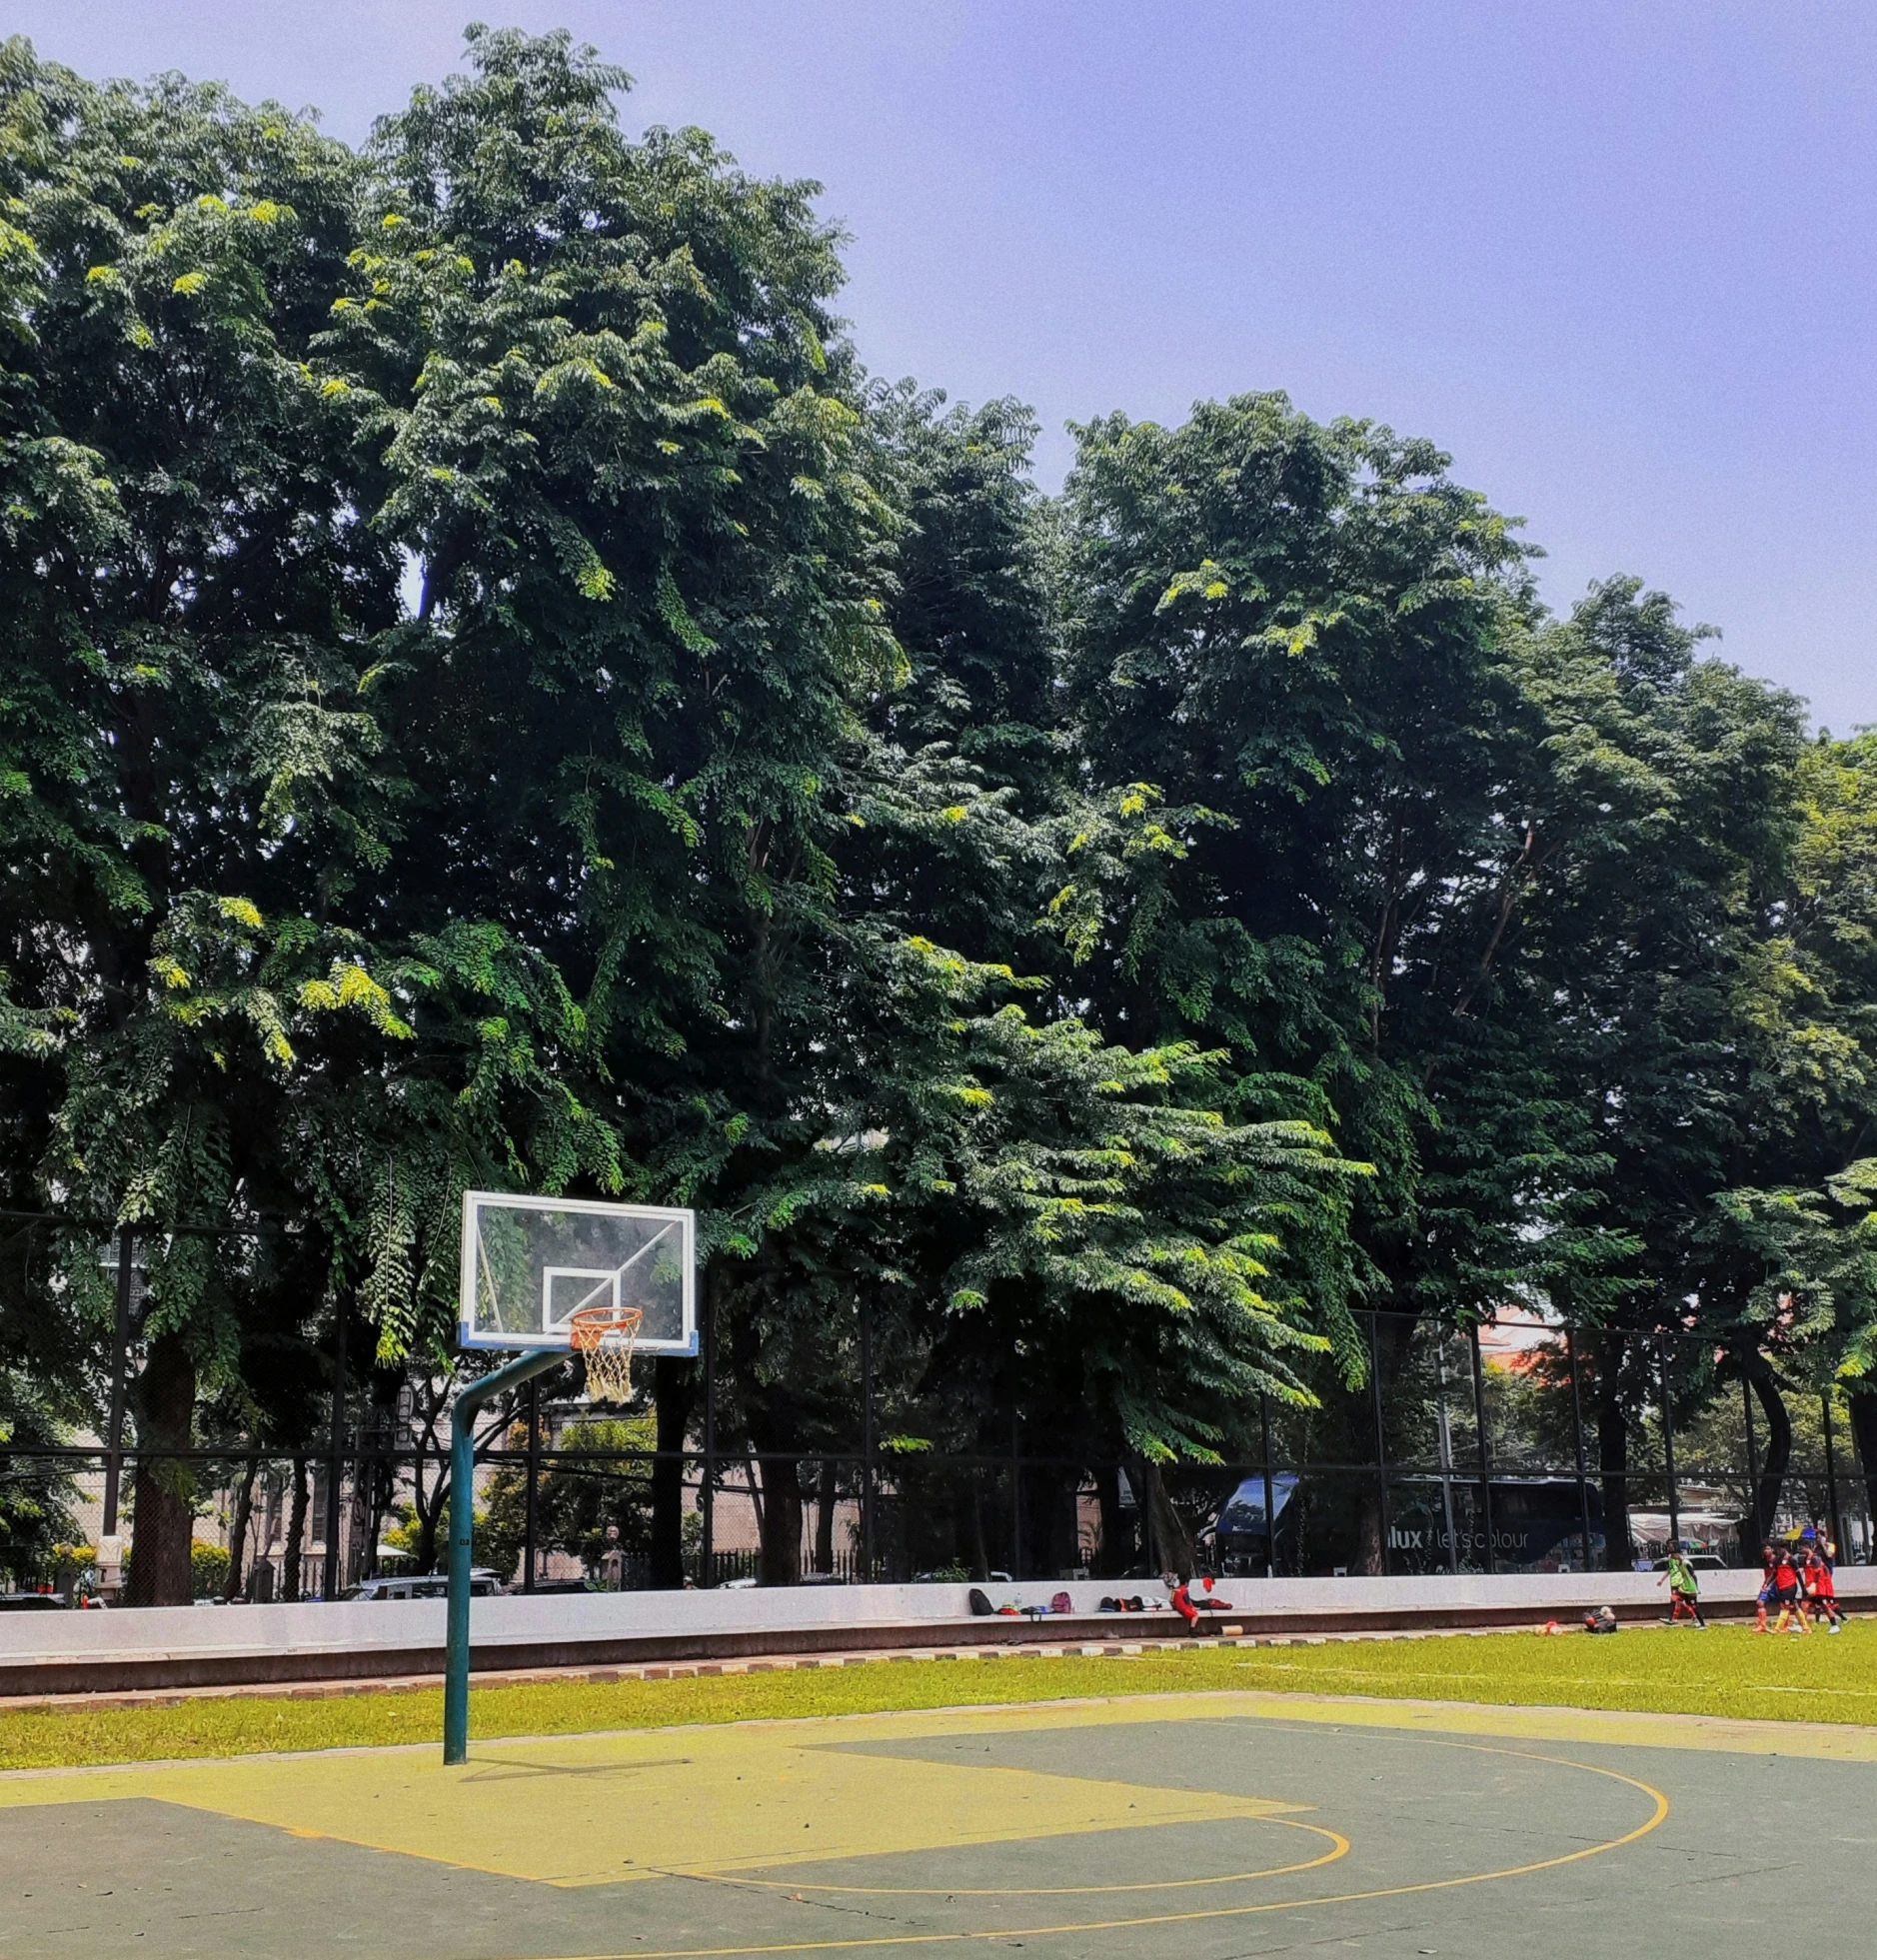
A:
[[569, 1303, 643, 1404]]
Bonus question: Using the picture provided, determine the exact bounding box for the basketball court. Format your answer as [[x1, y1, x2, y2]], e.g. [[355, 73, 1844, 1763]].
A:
[[5, 1688, 1874, 1958], [10, 1201, 1863, 1957]]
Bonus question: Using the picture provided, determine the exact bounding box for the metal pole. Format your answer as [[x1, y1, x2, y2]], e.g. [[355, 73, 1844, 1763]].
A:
[[101, 1226, 134, 1538], [1660, 1333, 1680, 1550], [1822, 1389, 1842, 1553], [445, 1348, 565, 1764], [1010, 1397, 1023, 1580], [861, 1297, 875, 1582], [1260, 1393, 1277, 1579], [701, 1283, 716, 1587], [1469, 1322, 1495, 1575], [1433, 1331, 1459, 1575], [1566, 1327, 1592, 1573], [322, 1299, 349, 1600], [1742, 1364, 1762, 1553], [1368, 1310, 1390, 1574], [523, 1375, 541, 1593]]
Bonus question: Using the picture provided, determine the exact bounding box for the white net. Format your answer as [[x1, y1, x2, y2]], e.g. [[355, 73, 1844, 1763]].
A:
[[571, 1305, 643, 1405]]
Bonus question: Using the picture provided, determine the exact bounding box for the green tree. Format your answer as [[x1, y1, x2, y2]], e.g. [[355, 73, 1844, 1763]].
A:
[[0, 38, 618, 1601], [477, 1414, 656, 1582], [0, 45, 393, 1600], [1518, 581, 1810, 1560], [1058, 395, 1612, 1569]]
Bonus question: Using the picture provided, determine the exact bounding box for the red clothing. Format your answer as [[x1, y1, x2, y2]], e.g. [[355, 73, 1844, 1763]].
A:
[[1167, 1581, 1199, 1628]]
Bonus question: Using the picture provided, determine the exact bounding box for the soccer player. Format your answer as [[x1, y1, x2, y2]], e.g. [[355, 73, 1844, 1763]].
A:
[[1803, 1536, 1844, 1632], [1770, 1541, 1811, 1635], [1657, 1543, 1707, 1627], [1754, 1542, 1777, 1633]]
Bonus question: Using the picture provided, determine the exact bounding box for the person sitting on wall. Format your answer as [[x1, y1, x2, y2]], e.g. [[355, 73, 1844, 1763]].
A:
[[1166, 1573, 1201, 1634]]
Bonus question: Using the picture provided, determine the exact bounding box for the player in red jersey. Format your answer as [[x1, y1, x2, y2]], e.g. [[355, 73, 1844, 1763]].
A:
[[1803, 1535, 1844, 1632], [1165, 1573, 1201, 1634], [1753, 1542, 1777, 1633], [1771, 1542, 1811, 1635]]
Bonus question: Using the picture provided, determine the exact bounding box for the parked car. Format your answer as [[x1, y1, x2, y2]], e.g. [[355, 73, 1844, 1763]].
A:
[[343, 1570, 504, 1601]]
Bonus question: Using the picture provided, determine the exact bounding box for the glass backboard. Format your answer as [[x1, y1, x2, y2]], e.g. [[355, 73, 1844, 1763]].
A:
[[457, 1192, 697, 1354]]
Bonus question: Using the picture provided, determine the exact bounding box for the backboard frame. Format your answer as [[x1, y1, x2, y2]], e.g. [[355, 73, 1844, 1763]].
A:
[[456, 1191, 698, 1356]]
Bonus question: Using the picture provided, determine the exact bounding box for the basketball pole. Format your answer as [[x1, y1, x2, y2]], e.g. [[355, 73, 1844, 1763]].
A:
[[445, 1347, 566, 1764]]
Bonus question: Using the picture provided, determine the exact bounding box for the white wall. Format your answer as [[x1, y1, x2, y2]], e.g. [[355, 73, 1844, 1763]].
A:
[[5, 1566, 1873, 1669]]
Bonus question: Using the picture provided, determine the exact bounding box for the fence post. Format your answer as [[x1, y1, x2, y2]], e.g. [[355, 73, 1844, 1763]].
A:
[[1368, 1310, 1389, 1575], [1822, 1389, 1842, 1553], [1469, 1322, 1495, 1575], [1566, 1326, 1592, 1573], [523, 1374, 541, 1593], [861, 1296, 876, 1583], [322, 1297, 349, 1600], [1742, 1364, 1761, 1552], [1010, 1397, 1023, 1581], [701, 1282, 716, 1587], [101, 1225, 134, 1542], [1259, 1393, 1276, 1579], [1433, 1330, 1459, 1575], [1660, 1332, 1680, 1550]]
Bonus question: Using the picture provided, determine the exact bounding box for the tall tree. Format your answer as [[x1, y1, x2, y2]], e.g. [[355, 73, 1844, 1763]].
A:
[[1515, 580, 1807, 1561], [0, 45, 392, 1599], [1059, 395, 1613, 1567]]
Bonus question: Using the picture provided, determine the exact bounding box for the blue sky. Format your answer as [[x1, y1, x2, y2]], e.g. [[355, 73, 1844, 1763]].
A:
[[18, 3, 1876, 729]]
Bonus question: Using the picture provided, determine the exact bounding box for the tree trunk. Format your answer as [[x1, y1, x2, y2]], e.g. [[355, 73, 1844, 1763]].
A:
[[1848, 1393, 1877, 1534], [650, 1356, 696, 1588], [814, 1457, 838, 1574], [223, 1454, 260, 1600], [346, 1455, 370, 1583], [1092, 1463, 1129, 1577], [1351, 1307, 1416, 1575], [361, 1432, 394, 1583], [1023, 1464, 1079, 1576], [756, 1452, 804, 1585], [968, 1476, 989, 1581], [1746, 1350, 1794, 1537], [1596, 1331, 1633, 1572], [1354, 1494, 1384, 1575], [1139, 1460, 1194, 1580], [410, 1440, 446, 1573], [282, 1456, 309, 1601], [125, 1331, 198, 1607]]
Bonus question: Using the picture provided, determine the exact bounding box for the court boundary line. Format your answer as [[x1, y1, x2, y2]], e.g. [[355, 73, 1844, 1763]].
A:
[[663, 1814, 1349, 1897], [499, 1736, 1670, 1960]]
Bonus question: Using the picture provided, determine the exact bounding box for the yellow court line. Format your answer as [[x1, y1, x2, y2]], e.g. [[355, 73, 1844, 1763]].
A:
[[669, 1814, 1348, 1896], [507, 1740, 1670, 1960]]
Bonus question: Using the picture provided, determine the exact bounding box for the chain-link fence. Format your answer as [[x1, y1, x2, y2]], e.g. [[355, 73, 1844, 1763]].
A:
[[3, 1205, 1872, 1596]]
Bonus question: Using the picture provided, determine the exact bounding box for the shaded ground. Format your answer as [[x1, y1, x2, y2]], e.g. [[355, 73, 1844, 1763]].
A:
[[3, 1693, 1871, 1958]]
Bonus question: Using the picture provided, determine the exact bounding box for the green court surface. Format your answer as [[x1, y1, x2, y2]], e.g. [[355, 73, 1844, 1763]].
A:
[[3, 1691, 1873, 1959]]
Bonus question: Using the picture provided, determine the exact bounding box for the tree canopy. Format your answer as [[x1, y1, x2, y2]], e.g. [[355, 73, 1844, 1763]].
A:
[[3, 27, 1873, 1597]]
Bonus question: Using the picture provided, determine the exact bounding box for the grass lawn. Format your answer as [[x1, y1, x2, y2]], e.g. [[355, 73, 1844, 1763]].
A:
[[3, 1618, 1873, 1772]]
